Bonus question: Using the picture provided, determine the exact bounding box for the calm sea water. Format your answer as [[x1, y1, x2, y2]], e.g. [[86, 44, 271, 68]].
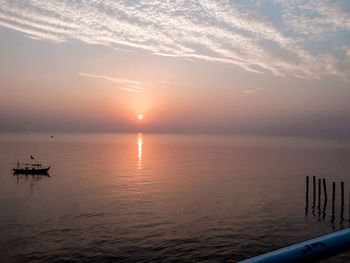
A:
[[1, 133, 350, 262]]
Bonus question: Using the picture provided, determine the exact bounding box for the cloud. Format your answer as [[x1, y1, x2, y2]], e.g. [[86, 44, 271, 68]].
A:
[[119, 87, 143, 94], [274, 0, 350, 36], [78, 72, 144, 85], [242, 88, 262, 95], [0, 0, 349, 80], [78, 72, 147, 94], [78, 72, 169, 93]]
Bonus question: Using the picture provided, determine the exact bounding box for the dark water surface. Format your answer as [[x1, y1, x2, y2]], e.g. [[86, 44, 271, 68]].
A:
[[1, 133, 350, 262]]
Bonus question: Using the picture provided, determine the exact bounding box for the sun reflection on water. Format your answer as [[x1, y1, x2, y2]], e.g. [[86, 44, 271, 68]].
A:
[[137, 133, 143, 169]]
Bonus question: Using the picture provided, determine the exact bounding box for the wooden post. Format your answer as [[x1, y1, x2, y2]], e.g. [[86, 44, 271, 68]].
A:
[[322, 179, 327, 220], [313, 176, 316, 215], [341, 181, 344, 220], [313, 176, 316, 204], [306, 176, 309, 201], [323, 179, 327, 203], [332, 182, 335, 222], [341, 182, 344, 207], [318, 178, 321, 216], [305, 176, 309, 216]]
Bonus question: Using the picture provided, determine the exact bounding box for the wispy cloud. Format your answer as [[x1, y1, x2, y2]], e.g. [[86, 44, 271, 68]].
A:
[[242, 88, 262, 95], [78, 72, 147, 94], [129, 85, 145, 91], [1, 0, 349, 80], [119, 87, 143, 94], [78, 72, 144, 86]]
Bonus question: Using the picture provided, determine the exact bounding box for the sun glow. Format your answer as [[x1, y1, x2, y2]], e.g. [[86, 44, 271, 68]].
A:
[[138, 114, 143, 120], [137, 133, 143, 169]]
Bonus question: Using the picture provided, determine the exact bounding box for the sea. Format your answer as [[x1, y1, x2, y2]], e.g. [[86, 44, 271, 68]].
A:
[[1, 132, 350, 262]]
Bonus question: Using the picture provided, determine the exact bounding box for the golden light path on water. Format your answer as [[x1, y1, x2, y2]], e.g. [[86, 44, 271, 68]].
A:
[[137, 133, 143, 169]]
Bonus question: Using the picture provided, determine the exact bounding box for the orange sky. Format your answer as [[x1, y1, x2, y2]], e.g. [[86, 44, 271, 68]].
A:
[[1, 1, 350, 138]]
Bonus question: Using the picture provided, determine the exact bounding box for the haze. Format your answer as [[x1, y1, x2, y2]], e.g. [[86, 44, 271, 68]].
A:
[[1, 0, 350, 138]]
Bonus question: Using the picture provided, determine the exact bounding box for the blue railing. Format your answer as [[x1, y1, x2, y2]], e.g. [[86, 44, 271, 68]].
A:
[[239, 228, 350, 263]]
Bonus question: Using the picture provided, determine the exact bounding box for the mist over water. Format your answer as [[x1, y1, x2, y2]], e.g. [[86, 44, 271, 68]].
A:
[[1, 133, 350, 262]]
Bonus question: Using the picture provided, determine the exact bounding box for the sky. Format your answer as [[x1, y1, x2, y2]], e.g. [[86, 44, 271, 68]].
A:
[[0, 0, 350, 138]]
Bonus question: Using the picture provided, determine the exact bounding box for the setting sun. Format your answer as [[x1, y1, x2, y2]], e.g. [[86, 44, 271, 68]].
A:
[[138, 114, 143, 120]]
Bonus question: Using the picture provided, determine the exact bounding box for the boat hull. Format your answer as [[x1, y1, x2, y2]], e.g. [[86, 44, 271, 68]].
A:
[[13, 166, 50, 175]]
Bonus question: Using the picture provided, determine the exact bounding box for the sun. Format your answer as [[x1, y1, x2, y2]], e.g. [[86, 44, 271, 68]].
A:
[[138, 114, 143, 120]]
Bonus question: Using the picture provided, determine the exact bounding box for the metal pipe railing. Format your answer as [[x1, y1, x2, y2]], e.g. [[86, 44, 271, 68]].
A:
[[239, 228, 350, 263]]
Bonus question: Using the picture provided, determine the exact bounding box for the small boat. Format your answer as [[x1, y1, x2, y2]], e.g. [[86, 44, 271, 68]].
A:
[[13, 165, 50, 175], [13, 156, 50, 175]]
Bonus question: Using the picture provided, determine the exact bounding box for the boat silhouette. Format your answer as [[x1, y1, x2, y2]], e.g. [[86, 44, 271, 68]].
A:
[[13, 155, 50, 175]]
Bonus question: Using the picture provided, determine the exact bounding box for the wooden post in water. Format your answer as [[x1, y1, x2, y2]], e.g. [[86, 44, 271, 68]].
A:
[[305, 176, 309, 216], [312, 176, 316, 215], [341, 182, 344, 207], [323, 179, 327, 203], [318, 178, 321, 215], [341, 181, 344, 220], [332, 182, 336, 222], [322, 179, 327, 219], [313, 176, 316, 203], [306, 176, 309, 202]]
